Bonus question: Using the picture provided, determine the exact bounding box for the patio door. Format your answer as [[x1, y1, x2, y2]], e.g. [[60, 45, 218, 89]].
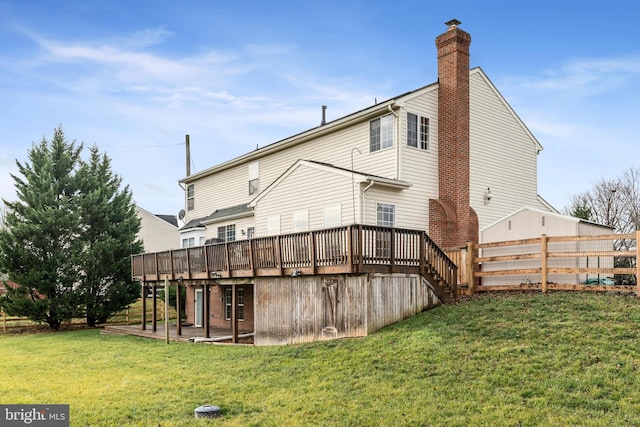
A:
[[194, 289, 203, 327]]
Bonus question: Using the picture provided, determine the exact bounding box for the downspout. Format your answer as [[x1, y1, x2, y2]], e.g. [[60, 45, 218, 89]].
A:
[[387, 104, 400, 180], [360, 180, 375, 224]]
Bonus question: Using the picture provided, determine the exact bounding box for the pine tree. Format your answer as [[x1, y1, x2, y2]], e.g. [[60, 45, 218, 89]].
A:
[[76, 146, 142, 326], [0, 127, 84, 329]]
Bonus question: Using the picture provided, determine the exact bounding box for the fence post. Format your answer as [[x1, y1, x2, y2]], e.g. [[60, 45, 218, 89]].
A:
[[541, 234, 548, 293], [2, 309, 5, 333], [636, 230, 640, 297], [466, 241, 475, 295]]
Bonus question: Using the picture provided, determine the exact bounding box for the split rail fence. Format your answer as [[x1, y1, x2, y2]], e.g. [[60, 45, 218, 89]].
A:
[[448, 231, 640, 295]]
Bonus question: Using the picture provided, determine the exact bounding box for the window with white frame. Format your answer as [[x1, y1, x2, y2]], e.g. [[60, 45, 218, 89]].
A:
[[248, 161, 259, 195], [324, 204, 341, 228], [225, 288, 244, 320], [247, 227, 255, 239], [376, 203, 395, 227], [186, 184, 195, 211], [370, 114, 394, 152], [217, 224, 236, 242], [182, 237, 195, 248], [267, 215, 280, 236], [292, 209, 309, 232], [407, 113, 430, 150]]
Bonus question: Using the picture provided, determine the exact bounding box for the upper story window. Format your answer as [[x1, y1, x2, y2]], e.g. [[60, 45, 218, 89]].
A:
[[376, 203, 396, 227], [248, 161, 259, 195], [182, 237, 195, 248], [370, 114, 394, 152], [407, 113, 430, 150], [217, 224, 236, 242], [186, 184, 195, 211]]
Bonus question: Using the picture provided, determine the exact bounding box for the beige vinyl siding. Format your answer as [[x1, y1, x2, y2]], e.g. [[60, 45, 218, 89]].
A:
[[184, 165, 249, 223], [394, 86, 439, 231], [204, 217, 255, 242], [135, 206, 179, 252], [253, 164, 357, 236], [184, 115, 399, 226], [469, 69, 547, 229], [362, 186, 414, 229]]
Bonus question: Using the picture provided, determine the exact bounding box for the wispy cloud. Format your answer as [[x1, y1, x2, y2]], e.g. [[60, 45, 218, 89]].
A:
[[502, 55, 640, 96]]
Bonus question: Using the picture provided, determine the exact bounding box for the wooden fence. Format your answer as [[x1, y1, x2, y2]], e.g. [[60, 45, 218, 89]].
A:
[[0, 298, 177, 333], [448, 231, 640, 295]]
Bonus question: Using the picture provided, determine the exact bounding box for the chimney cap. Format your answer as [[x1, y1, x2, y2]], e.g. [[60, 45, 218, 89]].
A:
[[445, 19, 462, 28]]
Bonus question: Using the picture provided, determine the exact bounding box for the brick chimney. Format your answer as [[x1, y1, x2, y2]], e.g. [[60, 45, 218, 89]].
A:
[[429, 19, 479, 248]]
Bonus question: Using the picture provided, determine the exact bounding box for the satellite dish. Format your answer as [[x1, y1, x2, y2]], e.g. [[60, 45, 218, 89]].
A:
[[178, 209, 186, 221]]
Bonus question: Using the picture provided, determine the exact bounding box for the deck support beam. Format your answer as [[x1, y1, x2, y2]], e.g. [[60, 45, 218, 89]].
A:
[[141, 282, 147, 331]]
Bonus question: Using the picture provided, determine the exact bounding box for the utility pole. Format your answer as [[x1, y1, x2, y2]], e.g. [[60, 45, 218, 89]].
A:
[[185, 134, 191, 177]]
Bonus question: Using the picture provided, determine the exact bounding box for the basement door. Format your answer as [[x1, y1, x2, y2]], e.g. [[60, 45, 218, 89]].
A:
[[194, 289, 203, 328]]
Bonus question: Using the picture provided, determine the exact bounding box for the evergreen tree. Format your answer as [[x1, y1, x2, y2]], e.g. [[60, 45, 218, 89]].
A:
[[0, 127, 84, 329], [76, 146, 142, 326]]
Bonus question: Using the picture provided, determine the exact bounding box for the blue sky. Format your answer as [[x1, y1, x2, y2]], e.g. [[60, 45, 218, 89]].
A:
[[1, 0, 639, 219]]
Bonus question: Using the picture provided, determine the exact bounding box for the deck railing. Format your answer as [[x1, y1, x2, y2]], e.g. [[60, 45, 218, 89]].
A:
[[132, 224, 457, 300]]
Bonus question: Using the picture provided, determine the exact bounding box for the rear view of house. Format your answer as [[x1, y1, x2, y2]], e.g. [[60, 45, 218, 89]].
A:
[[131, 20, 557, 345]]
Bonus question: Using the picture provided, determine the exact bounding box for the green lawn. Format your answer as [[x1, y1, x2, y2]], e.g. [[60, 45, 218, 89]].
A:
[[2, 292, 640, 426]]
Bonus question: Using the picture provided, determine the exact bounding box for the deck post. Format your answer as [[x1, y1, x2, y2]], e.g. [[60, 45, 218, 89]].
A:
[[347, 226, 354, 272], [466, 241, 475, 295], [204, 284, 210, 338], [390, 228, 396, 273], [541, 234, 548, 293], [231, 284, 238, 343], [356, 225, 363, 273], [636, 230, 640, 297], [151, 284, 157, 332], [310, 232, 317, 275], [419, 232, 426, 277], [141, 282, 147, 331], [164, 276, 170, 344], [176, 281, 182, 336]]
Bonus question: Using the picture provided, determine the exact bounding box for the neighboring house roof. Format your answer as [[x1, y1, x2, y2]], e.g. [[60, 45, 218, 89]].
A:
[[249, 159, 411, 208], [181, 203, 253, 230], [135, 206, 179, 229], [481, 206, 614, 232], [156, 214, 178, 227]]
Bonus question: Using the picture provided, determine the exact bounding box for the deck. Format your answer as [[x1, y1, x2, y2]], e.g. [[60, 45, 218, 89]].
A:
[[131, 224, 458, 301]]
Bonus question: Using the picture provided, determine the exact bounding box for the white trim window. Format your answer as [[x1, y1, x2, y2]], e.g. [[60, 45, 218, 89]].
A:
[[248, 161, 260, 195], [217, 224, 236, 242], [186, 184, 195, 211], [324, 204, 341, 228], [292, 209, 309, 232], [376, 203, 395, 227], [182, 237, 195, 248], [267, 215, 281, 236], [407, 113, 429, 150], [370, 114, 394, 152]]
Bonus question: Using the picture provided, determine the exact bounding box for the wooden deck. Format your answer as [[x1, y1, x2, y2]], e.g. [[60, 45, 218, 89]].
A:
[[131, 224, 458, 302]]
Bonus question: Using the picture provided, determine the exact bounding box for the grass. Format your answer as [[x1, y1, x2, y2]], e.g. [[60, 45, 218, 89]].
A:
[[2, 291, 640, 426]]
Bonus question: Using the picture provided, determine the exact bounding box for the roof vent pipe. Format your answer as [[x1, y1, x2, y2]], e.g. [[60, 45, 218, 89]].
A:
[[321, 105, 327, 126]]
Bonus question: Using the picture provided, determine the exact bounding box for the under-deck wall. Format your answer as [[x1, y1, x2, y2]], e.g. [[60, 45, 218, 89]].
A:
[[254, 273, 440, 346]]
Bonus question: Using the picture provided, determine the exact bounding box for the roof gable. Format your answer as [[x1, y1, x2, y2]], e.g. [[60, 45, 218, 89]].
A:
[[248, 160, 410, 208], [470, 67, 543, 153]]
